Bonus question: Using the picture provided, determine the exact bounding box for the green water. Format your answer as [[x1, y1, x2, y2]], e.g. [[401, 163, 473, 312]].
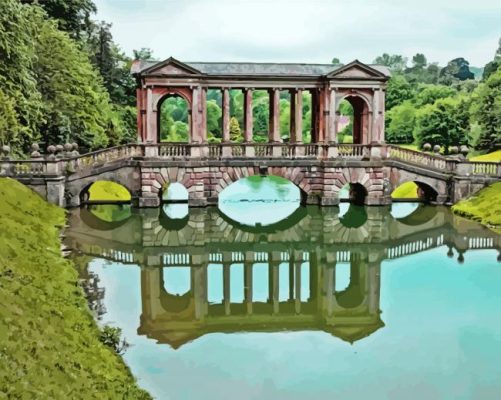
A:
[[67, 180, 501, 400]]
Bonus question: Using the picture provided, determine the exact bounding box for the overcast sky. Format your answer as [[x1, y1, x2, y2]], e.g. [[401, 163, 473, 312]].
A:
[[94, 0, 501, 67]]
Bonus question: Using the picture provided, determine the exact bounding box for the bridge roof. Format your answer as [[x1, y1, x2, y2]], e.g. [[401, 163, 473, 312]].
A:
[[132, 58, 391, 78]]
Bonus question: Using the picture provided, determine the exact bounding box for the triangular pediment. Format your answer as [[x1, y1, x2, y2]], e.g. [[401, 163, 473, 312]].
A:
[[327, 60, 388, 79], [141, 57, 202, 75]]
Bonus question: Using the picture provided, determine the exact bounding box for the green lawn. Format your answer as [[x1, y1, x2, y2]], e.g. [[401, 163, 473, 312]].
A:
[[469, 150, 501, 162], [452, 182, 501, 234], [0, 178, 150, 399]]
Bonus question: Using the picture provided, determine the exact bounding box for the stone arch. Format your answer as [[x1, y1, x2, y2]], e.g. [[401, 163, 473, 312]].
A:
[[389, 167, 448, 204], [331, 167, 381, 205], [213, 166, 309, 202], [336, 90, 373, 144], [143, 167, 198, 202], [66, 167, 140, 207], [155, 88, 193, 143]]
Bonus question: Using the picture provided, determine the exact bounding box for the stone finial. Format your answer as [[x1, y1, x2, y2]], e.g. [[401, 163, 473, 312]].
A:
[[47, 145, 56, 160], [460, 145, 469, 157], [55, 144, 64, 158], [1, 145, 11, 159], [64, 143, 73, 152], [423, 143, 432, 151], [433, 145, 441, 154], [30, 143, 41, 159], [71, 142, 79, 157], [449, 146, 459, 155]]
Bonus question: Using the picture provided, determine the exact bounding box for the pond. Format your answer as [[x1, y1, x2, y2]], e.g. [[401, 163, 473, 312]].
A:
[[66, 178, 501, 400]]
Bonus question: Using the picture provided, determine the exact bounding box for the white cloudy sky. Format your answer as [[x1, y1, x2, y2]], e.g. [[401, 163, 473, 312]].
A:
[[94, 0, 501, 67]]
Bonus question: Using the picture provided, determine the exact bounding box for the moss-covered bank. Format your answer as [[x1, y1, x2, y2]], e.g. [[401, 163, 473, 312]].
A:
[[452, 182, 501, 234], [0, 178, 150, 399]]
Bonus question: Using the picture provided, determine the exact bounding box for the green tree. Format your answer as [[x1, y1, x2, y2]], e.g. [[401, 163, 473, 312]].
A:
[[385, 75, 414, 109], [373, 53, 407, 73], [229, 117, 243, 142], [385, 101, 416, 144], [20, 0, 96, 39], [439, 57, 475, 85], [414, 96, 470, 152], [483, 38, 501, 81], [133, 48, 154, 61], [331, 57, 341, 64], [0, 89, 23, 148], [279, 98, 290, 139], [206, 100, 222, 137], [470, 67, 501, 150], [412, 53, 427, 69], [414, 84, 457, 107], [34, 19, 113, 149]]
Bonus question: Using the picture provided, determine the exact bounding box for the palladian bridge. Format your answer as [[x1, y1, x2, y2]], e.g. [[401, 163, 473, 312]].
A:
[[0, 57, 499, 206]]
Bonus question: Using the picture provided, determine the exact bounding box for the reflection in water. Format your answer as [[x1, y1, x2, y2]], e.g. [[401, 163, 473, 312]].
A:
[[390, 202, 419, 219], [162, 203, 189, 219], [67, 203, 501, 399], [219, 176, 300, 226]]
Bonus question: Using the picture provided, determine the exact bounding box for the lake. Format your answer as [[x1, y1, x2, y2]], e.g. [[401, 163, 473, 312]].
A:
[[66, 178, 501, 400]]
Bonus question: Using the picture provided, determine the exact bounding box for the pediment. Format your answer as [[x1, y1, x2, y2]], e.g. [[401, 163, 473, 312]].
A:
[[327, 60, 388, 79], [141, 57, 202, 75]]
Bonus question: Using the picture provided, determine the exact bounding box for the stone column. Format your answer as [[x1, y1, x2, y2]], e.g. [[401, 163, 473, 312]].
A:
[[269, 88, 281, 142], [222, 88, 230, 143], [243, 89, 253, 142], [328, 88, 337, 143], [201, 87, 208, 143], [290, 89, 303, 143], [146, 87, 155, 143], [311, 89, 319, 143], [191, 86, 200, 144]]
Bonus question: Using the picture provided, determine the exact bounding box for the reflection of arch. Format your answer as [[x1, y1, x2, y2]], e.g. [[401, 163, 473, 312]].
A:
[[217, 205, 307, 234], [335, 261, 365, 309], [159, 206, 189, 231], [395, 204, 438, 226], [337, 93, 372, 144], [79, 205, 132, 230], [157, 90, 192, 143], [339, 204, 368, 228], [349, 183, 367, 205]]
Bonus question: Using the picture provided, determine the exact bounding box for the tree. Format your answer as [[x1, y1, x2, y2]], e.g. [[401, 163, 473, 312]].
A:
[[0, 89, 23, 148], [414, 96, 470, 152], [483, 38, 501, 81], [133, 48, 154, 61], [20, 0, 96, 39], [385, 101, 416, 144], [385, 75, 414, 109], [206, 100, 222, 137], [229, 117, 243, 142], [34, 18, 114, 149], [373, 53, 407, 73], [331, 57, 341, 64], [279, 98, 290, 139], [470, 67, 501, 150], [412, 53, 427, 69], [439, 58, 474, 85], [414, 84, 457, 107]]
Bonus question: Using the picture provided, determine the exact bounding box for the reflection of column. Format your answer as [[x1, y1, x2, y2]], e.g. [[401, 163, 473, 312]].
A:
[[244, 262, 253, 314], [269, 255, 280, 314], [269, 88, 281, 142], [290, 89, 303, 143], [222, 88, 230, 142], [325, 265, 335, 317], [295, 260, 301, 314], [223, 263, 231, 315], [368, 261, 381, 315], [193, 266, 207, 320], [243, 89, 253, 142]]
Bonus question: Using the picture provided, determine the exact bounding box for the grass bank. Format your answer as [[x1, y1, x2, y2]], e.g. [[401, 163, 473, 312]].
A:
[[0, 178, 150, 399], [452, 182, 501, 234]]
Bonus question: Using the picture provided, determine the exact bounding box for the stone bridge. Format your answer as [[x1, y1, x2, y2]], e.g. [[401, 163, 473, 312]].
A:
[[1, 143, 500, 208]]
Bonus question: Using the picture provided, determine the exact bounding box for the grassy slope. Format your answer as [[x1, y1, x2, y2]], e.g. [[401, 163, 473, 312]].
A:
[[469, 150, 501, 162], [0, 178, 150, 399], [452, 182, 501, 234], [88, 181, 131, 201]]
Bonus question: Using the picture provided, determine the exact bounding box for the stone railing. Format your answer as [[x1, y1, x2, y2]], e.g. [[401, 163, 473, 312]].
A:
[[1, 142, 500, 180]]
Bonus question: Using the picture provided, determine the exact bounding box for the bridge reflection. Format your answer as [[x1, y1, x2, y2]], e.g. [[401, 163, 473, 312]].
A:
[[139, 250, 383, 348]]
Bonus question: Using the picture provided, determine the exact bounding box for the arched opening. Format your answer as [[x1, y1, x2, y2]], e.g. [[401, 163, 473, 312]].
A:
[[391, 181, 438, 203], [80, 180, 132, 204], [162, 182, 189, 203], [338, 95, 370, 144], [158, 94, 191, 143], [218, 175, 303, 227], [338, 183, 367, 205]]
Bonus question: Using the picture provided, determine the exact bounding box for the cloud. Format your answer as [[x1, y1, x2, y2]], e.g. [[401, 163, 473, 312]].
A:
[[95, 0, 501, 66]]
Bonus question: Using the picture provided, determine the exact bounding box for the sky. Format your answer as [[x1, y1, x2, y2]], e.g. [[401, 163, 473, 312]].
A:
[[93, 0, 501, 67]]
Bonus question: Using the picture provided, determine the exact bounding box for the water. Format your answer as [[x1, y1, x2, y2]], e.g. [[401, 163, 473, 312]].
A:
[[66, 180, 501, 400]]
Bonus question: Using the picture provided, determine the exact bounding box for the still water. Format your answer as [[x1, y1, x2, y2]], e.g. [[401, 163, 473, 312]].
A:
[[67, 179, 501, 400]]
